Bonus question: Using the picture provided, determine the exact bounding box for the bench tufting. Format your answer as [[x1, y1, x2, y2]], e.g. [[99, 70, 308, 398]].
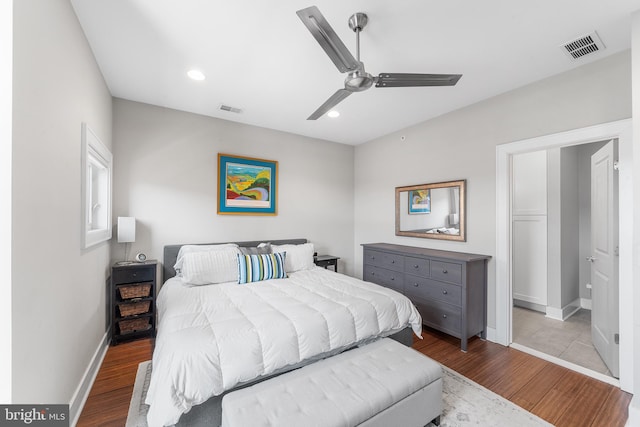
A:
[[221, 338, 442, 427]]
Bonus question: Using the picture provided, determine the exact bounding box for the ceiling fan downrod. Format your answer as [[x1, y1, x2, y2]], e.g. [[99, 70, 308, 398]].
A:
[[348, 12, 368, 62], [345, 12, 373, 92]]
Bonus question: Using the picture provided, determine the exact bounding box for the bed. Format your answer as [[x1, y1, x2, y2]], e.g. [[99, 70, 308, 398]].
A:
[[146, 239, 423, 426]]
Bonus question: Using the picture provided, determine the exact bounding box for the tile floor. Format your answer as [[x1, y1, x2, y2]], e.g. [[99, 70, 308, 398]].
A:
[[512, 306, 612, 377]]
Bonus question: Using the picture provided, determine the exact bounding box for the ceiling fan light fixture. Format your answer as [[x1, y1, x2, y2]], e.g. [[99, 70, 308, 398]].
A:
[[327, 110, 340, 118], [187, 69, 206, 81]]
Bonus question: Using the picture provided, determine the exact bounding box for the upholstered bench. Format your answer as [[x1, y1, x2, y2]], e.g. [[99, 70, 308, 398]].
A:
[[221, 338, 442, 427]]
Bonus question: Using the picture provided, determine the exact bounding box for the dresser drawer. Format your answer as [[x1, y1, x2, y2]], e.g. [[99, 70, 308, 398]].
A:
[[112, 266, 155, 285], [363, 249, 403, 272], [363, 265, 404, 292], [430, 261, 462, 284], [404, 275, 462, 307], [414, 298, 461, 336], [404, 257, 430, 276]]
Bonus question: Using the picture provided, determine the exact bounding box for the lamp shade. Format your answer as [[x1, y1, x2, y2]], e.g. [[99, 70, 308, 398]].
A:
[[117, 217, 136, 243]]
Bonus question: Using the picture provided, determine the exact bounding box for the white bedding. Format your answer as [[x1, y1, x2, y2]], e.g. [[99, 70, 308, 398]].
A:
[[145, 267, 423, 426]]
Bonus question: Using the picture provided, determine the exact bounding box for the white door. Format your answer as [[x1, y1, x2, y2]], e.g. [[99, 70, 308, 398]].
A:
[[590, 140, 619, 378]]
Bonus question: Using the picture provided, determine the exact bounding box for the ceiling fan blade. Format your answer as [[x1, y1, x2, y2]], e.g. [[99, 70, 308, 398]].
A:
[[297, 6, 360, 73], [375, 73, 462, 88], [307, 89, 352, 120]]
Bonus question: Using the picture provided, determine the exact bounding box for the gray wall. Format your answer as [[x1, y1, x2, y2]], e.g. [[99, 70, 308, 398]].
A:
[[0, 0, 12, 403], [548, 145, 580, 311], [12, 0, 112, 408], [354, 50, 631, 329], [547, 148, 562, 310], [112, 99, 356, 275], [560, 146, 580, 308]]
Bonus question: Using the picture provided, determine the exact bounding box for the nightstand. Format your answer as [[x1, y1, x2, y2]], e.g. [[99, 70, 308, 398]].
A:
[[111, 260, 157, 345], [314, 255, 340, 273]]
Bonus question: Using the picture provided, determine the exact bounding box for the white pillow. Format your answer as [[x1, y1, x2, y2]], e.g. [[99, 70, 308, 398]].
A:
[[179, 248, 240, 285], [271, 243, 315, 273], [174, 243, 239, 274]]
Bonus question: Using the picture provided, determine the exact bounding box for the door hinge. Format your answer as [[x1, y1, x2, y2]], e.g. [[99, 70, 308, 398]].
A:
[[613, 161, 620, 171], [614, 333, 619, 345]]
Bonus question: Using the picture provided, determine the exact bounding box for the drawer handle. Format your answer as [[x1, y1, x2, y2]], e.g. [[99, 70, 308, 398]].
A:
[[442, 314, 447, 319], [413, 283, 419, 287], [414, 264, 419, 268], [371, 256, 375, 260], [391, 260, 395, 264], [442, 269, 448, 274], [391, 277, 395, 281], [442, 290, 448, 295], [371, 272, 375, 276]]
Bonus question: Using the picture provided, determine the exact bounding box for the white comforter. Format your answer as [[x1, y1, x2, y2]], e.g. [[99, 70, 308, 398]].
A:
[[145, 267, 422, 426]]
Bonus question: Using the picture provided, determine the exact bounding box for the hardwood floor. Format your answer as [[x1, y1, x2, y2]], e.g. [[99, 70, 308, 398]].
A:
[[77, 339, 153, 427], [78, 329, 631, 426]]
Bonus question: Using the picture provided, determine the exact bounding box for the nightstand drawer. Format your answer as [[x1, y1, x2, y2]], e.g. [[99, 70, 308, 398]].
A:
[[404, 275, 462, 306], [116, 300, 151, 317], [117, 317, 151, 335], [404, 257, 430, 276], [363, 249, 403, 272], [430, 261, 462, 284], [363, 265, 403, 292], [112, 266, 154, 284]]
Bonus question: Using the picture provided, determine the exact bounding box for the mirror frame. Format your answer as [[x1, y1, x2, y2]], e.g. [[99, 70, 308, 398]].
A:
[[395, 179, 466, 241]]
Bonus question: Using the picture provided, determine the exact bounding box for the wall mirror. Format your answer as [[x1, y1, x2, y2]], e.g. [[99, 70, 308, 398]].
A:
[[395, 180, 466, 241]]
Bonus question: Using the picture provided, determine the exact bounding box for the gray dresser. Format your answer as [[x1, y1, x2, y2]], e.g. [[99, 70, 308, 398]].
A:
[[362, 243, 490, 351]]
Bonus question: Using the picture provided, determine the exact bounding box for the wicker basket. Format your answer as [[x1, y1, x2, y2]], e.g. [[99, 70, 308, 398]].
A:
[[118, 317, 150, 334], [118, 283, 152, 300], [117, 300, 151, 317]]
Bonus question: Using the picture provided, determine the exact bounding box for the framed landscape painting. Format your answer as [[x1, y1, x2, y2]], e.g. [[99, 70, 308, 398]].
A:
[[408, 189, 431, 214], [218, 154, 278, 215]]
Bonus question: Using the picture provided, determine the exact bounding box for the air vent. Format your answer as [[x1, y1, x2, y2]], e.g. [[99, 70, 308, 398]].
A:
[[561, 32, 605, 61], [219, 104, 243, 114]]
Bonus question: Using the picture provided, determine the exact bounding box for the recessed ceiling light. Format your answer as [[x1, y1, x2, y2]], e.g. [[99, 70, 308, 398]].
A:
[[187, 69, 205, 81], [327, 110, 340, 118]]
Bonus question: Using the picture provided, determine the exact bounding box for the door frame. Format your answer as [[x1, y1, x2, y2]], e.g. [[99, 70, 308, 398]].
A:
[[495, 118, 633, 392]]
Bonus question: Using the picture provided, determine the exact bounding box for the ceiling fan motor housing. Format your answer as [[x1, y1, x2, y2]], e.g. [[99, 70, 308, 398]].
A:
[[345, 69, 374, 92]]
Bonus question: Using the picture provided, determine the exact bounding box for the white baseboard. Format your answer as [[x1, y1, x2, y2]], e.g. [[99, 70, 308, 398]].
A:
[[69, 329, 110, 427], [626, 395, 640, 427], [545, 299, 581, 321], [580, 298, 592, 310]]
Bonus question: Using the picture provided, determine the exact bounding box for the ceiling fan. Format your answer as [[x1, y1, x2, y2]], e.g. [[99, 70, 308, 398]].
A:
[[296, 6, 462, 120]]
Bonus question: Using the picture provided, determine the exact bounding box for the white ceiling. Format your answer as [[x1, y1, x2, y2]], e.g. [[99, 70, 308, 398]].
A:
[[70, 1, 640, 145]]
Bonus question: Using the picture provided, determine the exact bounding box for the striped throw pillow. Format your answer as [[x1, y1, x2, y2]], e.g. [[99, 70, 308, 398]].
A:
[[237, 252, 287, 284]]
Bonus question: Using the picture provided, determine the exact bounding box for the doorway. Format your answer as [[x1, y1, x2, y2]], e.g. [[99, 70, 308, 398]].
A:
[[494, 119, 633, 393], [510, 141, 617, 380]]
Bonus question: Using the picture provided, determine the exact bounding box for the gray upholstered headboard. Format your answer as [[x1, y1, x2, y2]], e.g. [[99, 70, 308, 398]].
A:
[[162, 238, 308, 283]]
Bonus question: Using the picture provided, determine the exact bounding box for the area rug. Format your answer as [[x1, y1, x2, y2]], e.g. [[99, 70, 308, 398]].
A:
[[127, 361, 552, 427]]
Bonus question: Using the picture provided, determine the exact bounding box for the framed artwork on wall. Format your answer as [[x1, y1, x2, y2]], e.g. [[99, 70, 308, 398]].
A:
[[217, 153, 278, 215], [408, 189, 431, 214]]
